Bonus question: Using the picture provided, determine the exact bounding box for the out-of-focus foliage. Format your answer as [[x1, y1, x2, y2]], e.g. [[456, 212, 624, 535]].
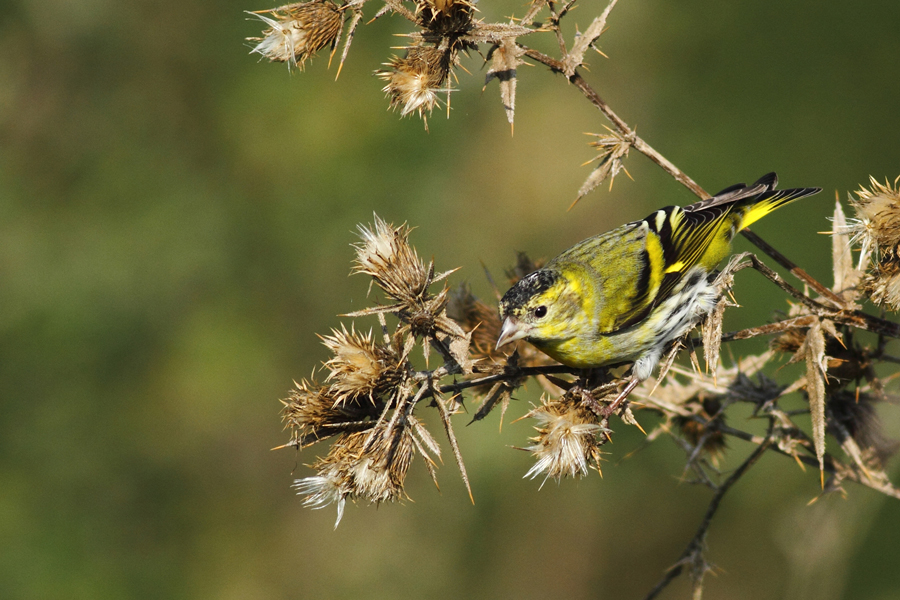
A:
[[1, 0, 899, 598]]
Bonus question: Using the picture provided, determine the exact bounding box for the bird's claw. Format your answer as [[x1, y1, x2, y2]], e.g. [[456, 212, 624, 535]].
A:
[[600, 376, 641, 418]]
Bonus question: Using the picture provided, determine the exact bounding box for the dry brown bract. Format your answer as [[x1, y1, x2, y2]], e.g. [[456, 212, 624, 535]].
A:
[[320, 324, 405, 406]]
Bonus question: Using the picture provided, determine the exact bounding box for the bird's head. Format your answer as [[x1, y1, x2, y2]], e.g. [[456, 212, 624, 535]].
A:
[[496, 268, 584, 350]]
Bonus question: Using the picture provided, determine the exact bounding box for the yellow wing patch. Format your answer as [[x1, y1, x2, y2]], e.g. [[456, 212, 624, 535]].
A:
[[665, 261, 685, 273]]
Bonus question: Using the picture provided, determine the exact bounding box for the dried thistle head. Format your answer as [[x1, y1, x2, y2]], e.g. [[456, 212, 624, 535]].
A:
[[377, 46, 455, 124], [505, 251, 544, 285], [349, 425, 414, 504], [769, 316, 865, 389], [247, 1, 343, 69], [446, 253, 554, 367], [354, 215, 430, 302], [727, 371, 785, 407], [523, 392, 609, 484], [848, 174, 900, 310], [415, 0, 476, 21], [320, 324, 405, 405], [351, 215, 469, 354], [770, 325, 806, 356], [293, 423, 415, 527], [414, 0, 476, 39], [448, 283, 502, 360], [834, 175, 900, 275], [673, 397, 727, 462], [281, 376, 381, 446], [852, 176, 900, 255], [862, 261, 900, 311]]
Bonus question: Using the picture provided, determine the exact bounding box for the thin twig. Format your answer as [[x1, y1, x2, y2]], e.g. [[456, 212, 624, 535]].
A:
[[715, 315, 820, 344], [746, 256, 900, 338], [740, 228, 846, 306], [517, 46, 709, 198], [435, 364, 575, 396], [643, 424, 774, 600], [746, 256, 832, 312]]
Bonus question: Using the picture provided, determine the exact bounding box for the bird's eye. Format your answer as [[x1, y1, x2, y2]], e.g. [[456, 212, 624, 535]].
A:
[[534, 306, 548, 319]]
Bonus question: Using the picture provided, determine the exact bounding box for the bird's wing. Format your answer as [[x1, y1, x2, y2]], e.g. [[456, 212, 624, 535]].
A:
[[612, 173, 819, 332], [595, 174, 780, 332], [598, 204, 735, 332], [682, 172, 778, 214], [553, 205, 733, 335]]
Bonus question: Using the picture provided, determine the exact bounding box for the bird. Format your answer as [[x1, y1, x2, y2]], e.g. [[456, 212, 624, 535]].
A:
[[495, 173, 821, 413]]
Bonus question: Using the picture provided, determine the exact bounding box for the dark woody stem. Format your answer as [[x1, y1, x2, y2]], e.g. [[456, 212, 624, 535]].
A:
[[642, 423, 774, 600], [740, 228, 846, 306]]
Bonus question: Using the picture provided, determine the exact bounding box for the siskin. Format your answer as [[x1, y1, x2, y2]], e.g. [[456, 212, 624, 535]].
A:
[[497, 173, 820, 411]]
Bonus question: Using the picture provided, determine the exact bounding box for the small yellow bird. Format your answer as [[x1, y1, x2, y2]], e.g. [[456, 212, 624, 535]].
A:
[[496, 173, 820, 411]]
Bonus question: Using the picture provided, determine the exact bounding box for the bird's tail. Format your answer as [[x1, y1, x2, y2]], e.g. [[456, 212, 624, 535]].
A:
[[684, 173, 821, 232], [735, 174, 821, 231]]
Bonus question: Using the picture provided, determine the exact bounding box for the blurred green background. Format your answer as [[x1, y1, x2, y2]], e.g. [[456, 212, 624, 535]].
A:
[[2, 0, 899, 598]]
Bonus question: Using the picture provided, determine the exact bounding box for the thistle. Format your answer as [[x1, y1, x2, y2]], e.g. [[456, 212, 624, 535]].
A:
[[522, 391, 610, 484], [353, 215, 431, 302], [377, 47, 455, 126], [246, 1, 900, 594], [414, 0, 476, 39], [848, 176, 900, 264], [293, 422, 418, 527], [247, 1, 343, 69], [320, 324, 404, 406]]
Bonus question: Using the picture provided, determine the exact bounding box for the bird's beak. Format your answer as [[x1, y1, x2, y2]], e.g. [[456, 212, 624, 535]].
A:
[[496, 316, 530, 349]]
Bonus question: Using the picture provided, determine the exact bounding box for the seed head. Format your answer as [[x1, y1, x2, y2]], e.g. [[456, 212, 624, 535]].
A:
[[354, 215, 430, 303], [293, 470, 347, 526], [828, 390, 898, 465], [293, 423, 414, 527], [769, 326, 806, 356], [247, 1, 343, 70], [448, 283, 502, 360], [378, 47, 454, 124], [414, 0, 476, 37], [836, 175, 900, 271], [416, 0, 476, 19], [673, 397, 727, 463], [321, 324, 404, 406], [523, 394, 608, 484], [863, 261, 900, 310], [281, 377, 381, 445], [504, 252, 545, 286]]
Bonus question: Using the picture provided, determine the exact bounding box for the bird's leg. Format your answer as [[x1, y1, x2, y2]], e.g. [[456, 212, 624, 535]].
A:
[[579, 386, 606, 417], [600, 376, 641, 418]]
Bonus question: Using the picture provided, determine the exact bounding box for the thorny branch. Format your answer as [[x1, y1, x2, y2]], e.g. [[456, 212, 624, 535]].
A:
[[247, 0, 900, 594], [518, 45, 709, 200]]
